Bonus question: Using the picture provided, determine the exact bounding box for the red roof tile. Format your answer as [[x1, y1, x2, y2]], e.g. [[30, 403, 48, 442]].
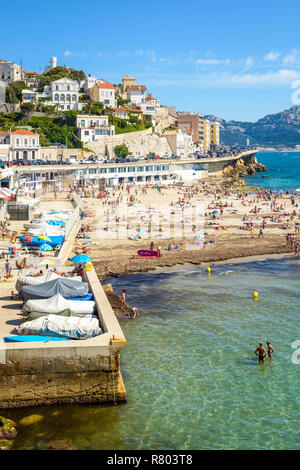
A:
[[127, 85, 147, 91], [96, 82, 115, 90], [11, 130, 37, 135]]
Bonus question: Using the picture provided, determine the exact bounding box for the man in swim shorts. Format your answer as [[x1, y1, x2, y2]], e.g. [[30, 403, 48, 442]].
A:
[[255, 342, 267, 363]]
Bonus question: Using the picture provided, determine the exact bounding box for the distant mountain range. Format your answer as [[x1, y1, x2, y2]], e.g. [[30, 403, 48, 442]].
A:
[[205, 106, 300, 148]]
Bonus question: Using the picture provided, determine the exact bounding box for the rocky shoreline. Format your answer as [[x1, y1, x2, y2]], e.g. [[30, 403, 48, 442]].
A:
[[222, 156, 267, 180]]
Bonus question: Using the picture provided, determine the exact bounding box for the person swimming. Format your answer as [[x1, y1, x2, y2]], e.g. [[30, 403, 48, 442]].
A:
[[255, 342, 267, 363]]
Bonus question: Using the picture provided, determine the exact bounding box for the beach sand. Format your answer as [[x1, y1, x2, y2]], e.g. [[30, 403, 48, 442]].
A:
[[72, 177, 300, 280]]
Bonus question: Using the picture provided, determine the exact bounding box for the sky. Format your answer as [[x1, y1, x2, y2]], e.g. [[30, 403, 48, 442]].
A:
[[2, 0, 300, 121]]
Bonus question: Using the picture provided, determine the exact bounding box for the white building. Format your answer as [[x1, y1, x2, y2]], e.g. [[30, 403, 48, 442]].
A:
[[126, 85, 147, 105], [88, 81, 117, 108], [0, 60, 22, 82], [21, 89, 38, 103], [79, 77, 106, 92], [76, 114, 115, 144], [176, 130, 195, 157], [44, 56, 57, 73], [50, 77, 80, 111], [10, 130, 40, 161]]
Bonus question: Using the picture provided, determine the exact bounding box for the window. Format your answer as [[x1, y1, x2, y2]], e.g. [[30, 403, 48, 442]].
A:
[[54, 94, 59, 101], [104, 99, 109, 104], [67, 85, 70, 91], [56, 85, 59, 90], [154, 165, 161, 171], [16, 139, 19, 147], [109, 168, 117, 173], [146, 166, 153, 171], [32, 151, 35, 160], [100, 168, 107, 174], [162, 165, 169, 171], [72, 94, 76, 102], [66, 94, 71, 102], [24, 139, 28, 146], [128, 167, 135, 172], [84, 131, 89, 135], [118, 167, 126, 173], [60, 94, 65, 102], [32, 139, 35, 146], [137, 166, 144, 172], [61, 105, 64, 109]]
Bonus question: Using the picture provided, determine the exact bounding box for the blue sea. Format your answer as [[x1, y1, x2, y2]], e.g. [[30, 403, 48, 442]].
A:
[[245, 151, 300, 192], [2, 151, 300, 450], [5, 258, 300, 450]]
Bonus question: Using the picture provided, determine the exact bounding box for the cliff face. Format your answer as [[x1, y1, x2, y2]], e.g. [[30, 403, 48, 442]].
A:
[[205, 105, 300, 147], [222, 156, 267, 178]]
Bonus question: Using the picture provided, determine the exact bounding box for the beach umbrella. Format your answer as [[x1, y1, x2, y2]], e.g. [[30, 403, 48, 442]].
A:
[[212, 210, 218, 214], [39, 244, 53, 251], [295, 189, 300, 192], [70, 254, 92, 264], [278, 190, 284, 194], [39, 259, 55, 265], [38, 235, 51, 242]]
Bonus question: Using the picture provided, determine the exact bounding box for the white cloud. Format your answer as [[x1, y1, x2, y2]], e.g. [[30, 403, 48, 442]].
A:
[[264, 51, 280, 61], [283, 49, 299, 65], [64, 50, 71, 57], [147, 69, 300, 88], [245, 56, 254, 69], [195, 58, 230, 66]]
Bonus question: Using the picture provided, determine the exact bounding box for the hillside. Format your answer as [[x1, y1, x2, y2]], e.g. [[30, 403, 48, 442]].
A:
[[205, 106, 300, 147]]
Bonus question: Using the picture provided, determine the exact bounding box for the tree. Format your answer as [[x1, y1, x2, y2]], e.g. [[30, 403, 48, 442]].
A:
[[20, 102, 35, 117], [5, 82, 28, 103], [114, 144, 129, 158]]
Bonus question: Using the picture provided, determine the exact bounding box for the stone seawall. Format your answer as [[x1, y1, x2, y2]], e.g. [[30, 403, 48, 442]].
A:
[[0, 351, 126, 408], [88, 128, 171, 158]]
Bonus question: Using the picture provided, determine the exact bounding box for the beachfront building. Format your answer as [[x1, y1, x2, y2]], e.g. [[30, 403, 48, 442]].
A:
[[126, 85, 147, 105], [10, 130, 40, 161], [0, 130, 40, 162], [202, 119, 221, 150], [0, 60, 23, 82], [43, 77, 80, 111], [76, 114, 115, 144], [74, 161, 206, 187], [87, 82, 117, 108], [163, 129, 195, 157], [177, 112, 199, 144]]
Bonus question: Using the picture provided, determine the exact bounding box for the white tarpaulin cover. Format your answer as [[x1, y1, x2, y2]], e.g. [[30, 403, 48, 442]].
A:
[[18, 314, 102, 339], [23, 293, 95, 315], [27, 226, 65, 237], [16, 274, 82, 292]]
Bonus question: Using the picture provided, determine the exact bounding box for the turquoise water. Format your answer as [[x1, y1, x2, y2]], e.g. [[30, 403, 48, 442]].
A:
[[246, 152, 300, 192], [5, 258, 300, 450]]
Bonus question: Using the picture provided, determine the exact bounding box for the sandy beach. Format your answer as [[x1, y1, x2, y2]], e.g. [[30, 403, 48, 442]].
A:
[[71, 176, 300, 280]]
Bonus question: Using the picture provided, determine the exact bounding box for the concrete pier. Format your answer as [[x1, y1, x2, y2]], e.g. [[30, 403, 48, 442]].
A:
[[0, 195, 127, 408]]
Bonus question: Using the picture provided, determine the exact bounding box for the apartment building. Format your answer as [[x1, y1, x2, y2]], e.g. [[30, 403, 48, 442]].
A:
[[76, 114, 115, 144], [88, 81, 117, 107], [177, 112, 199, 143], [0, 60, 22, 82]]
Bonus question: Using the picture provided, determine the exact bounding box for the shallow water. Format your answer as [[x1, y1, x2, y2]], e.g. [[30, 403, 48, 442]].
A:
[[5, 257, 300, 450], [246, 151, 300, 192]]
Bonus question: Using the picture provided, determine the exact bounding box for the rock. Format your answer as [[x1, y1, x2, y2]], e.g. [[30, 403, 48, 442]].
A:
[[0, 439, 14, 450], [0, 416, 17, 440], [38, 440, 74, 450], [19, 414, 44, 426]]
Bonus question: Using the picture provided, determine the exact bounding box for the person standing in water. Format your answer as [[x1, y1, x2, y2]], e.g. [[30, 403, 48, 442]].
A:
[[120, 289, 126, 311], [266, 341, 274, 359], [255, 342, 267, 363]]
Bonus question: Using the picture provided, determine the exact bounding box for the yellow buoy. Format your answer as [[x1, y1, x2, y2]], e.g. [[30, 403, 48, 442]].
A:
[[206, 266, 211, 274], [253, 291, 259, 299]]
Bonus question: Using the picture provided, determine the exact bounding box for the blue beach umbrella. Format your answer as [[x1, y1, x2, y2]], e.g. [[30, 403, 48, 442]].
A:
[[70, 254, 92, 264], [39, 243, 53, 251], [212, 210, 218, 214]]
